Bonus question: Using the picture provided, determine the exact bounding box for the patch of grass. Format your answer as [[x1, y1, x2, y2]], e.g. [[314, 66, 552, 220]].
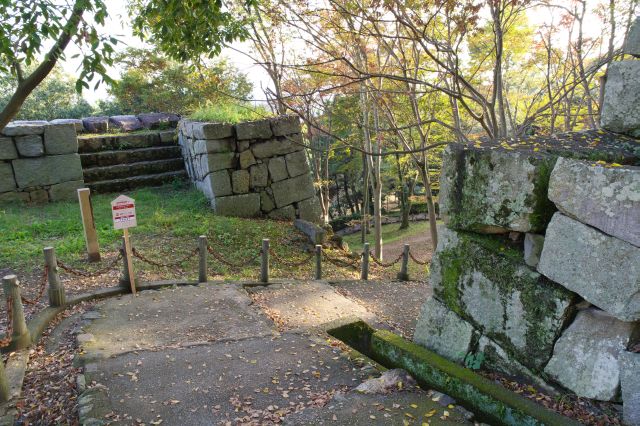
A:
[[189, 102, 272, 124], [341, 220, 436, 249]]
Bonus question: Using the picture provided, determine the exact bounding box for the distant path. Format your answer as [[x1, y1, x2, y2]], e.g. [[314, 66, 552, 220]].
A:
[[382, 225, 434, 263]]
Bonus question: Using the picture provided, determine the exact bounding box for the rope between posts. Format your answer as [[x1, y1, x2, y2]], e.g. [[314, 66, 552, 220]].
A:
[[132, 247, 199, 268], [369, 252, 404, 268], [207, 245, 262, 269], [56, 252, 123, 277], [0, 297, 13, 348], [409, 251, 430, 266], [268, 248, 315, 267], [20, 265, 48, 305]]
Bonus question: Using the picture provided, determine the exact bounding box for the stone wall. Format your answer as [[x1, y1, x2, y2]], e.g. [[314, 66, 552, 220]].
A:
[[179, 115, 322, 222], [414, 21, 640, 424], [0, 121, 84, 203]]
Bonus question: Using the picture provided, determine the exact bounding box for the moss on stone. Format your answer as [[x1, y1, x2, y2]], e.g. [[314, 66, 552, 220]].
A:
[[370, 330, 579, 426]]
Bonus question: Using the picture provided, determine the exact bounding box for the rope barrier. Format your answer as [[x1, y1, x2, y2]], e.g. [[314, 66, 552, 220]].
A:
[[0, 297, 13, 348], [132, 247, 199, 268], [268, 248, 315, 267], [20, 266, 49, 306], [56, 252, 123, 277], [207, 245, 262, 269]]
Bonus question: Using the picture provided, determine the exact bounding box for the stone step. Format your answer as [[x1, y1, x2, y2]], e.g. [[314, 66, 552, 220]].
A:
[[80, 146, 182, 168], [83, 158, 185, 183], [87, 170, 188, 193], [78, 130, 176, 153]]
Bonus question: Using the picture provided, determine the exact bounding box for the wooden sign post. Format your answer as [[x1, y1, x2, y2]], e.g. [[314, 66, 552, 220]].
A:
[[111, 195, 137, 294], [77, 188, 100, 262]]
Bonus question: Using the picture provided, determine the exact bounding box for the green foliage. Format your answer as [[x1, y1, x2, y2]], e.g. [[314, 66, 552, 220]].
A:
[[0, 67, 93, 120], [130, 0, 255, 62], [462, 352, 485, 370], [107, 48, 253, 115], [329, 213, 362, 232], [189, 102, 272, 124]]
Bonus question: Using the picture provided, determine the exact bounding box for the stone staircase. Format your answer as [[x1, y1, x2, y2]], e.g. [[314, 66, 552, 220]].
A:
[[79, 130, 186, 193]]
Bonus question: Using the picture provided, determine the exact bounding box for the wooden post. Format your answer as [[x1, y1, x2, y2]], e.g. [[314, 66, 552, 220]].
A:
[[261, 239, 270, 283], [315, 245, 322, 280], [44, 247, 65, 307], [198, 235, 207, 283], [397, 244, 410, 281], [119, 236, 135, 292], [2, 275, 31, 350], [123, 229, 136, 294], [0, 357, 9, 402], [77, 188, 100, 262], [361, 243, 370, 280]]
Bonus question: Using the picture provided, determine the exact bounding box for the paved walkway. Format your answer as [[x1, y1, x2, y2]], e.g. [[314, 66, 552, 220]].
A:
[[74, 281, 475, 425]]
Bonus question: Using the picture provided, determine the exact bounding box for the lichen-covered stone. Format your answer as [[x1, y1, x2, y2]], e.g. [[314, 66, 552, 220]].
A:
[[82, 117, 109, 133], [252, 135, 303, 159], [285, 150, 309, 177], [231, 169, 250, 194], [620, 351, 640, 425], [601, 61, 640, 138], [0, 191, 29, 203], [190, 122, 233, 140], [108, 115, 142, 131], [523, 233, 544, 268], [193, 138, 234, 154], [414, 295, 475, 363], [0, 137, 17, 160], [624, 17, 640, 58], [2, 121, 47, 136], [239, 150, 256, 169], [538, 213, 640, 322], [548, 157, 640, 247], [48, 180, 85, 201], [199, 170, 232, 197], [12, 154, 83, 188], [250, 164, 268, 188], [431, 226, 575, 371], [544, 308, 639, 401], [204, 152, 235, 173], [268, 156, 288, 182], [297, 197, 322, 223], [44, 123, 78, 155], [271, 174, 316, 208], [235, 119, 272, 140], [439, 144, 557, 234], [214, 193, 261, 217], [0, 163, 16, 192], [260, 190, 276, 213], [270, 115, 300, 136], [137, 112, 179, 129], [50, 118, 84, 132], [15, 135, 44, 157]]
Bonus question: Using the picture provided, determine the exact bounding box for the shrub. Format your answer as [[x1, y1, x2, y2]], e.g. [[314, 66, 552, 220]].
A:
[[189, 102, 272, 124], [330, 212, 362, 232]]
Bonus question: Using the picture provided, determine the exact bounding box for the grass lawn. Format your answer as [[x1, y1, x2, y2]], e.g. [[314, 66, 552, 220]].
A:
[[341, 220, 435, 249]]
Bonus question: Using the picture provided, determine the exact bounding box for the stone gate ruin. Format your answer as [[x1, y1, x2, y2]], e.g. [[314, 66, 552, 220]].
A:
[[413, 21, 640, 424]]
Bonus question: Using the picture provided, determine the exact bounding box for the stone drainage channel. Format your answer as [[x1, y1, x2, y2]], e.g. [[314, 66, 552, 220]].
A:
[[0, 275, 582, 425]]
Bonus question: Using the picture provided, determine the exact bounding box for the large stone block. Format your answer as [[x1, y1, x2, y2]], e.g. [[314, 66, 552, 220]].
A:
[[190, 122, 234, 140], [138, 112, 179, 129], [297, 197, 322, 223], [48, 180, 85, 201], [235, 119, 272, 140], [439, 144, 556, 234], [0, 191, 29, 203], [548, 157, 640, 247], [523, 233, 544, 268], [431, 226, 576, 371], [538, 213, 640, 322], [271, 174, 316, 208], [260, 190, 276, 213], [268, 205, 296, 220], [109, 115, 143, 131], [624, 17, 640, 57], [199, 170, 232, 198], [29, 189, 49, 203], [250, 164, 268, 188], [251, 134, 303, 159], [44, 123, 78, 155], [15, 135, 44, 157], [214, 193, 261, 217], [0, 162, 16, 192], [414, 295, 475, 363], [50, 118, 84, 132], [601, 61, 640, 137], [0, 137, 17, 160], [271, 115, 301, 136], [12, 154, 83, 188], [294, 219, 326, 244], [285, 150, 309, 177], [620, 351, 640, 425], [239, 150, 256, 169], [2, 121, 47, 136], [231, 169, 250, 194], [544, 308, 639, 401], [204, 152, 236, 173], [82, 116, 109, 133], [193, 138, 234, 155], [267, 156, 288, 182]]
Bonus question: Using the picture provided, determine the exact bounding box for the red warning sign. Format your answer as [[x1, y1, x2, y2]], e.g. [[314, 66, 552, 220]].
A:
[[111, 195, 137, 230]]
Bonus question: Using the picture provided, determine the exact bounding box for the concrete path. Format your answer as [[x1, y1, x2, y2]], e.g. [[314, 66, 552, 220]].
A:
[[74, 282, 475, 425]]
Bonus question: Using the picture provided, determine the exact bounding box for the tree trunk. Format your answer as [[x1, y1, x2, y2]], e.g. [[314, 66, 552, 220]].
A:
[[343, 174, 356, 215]]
